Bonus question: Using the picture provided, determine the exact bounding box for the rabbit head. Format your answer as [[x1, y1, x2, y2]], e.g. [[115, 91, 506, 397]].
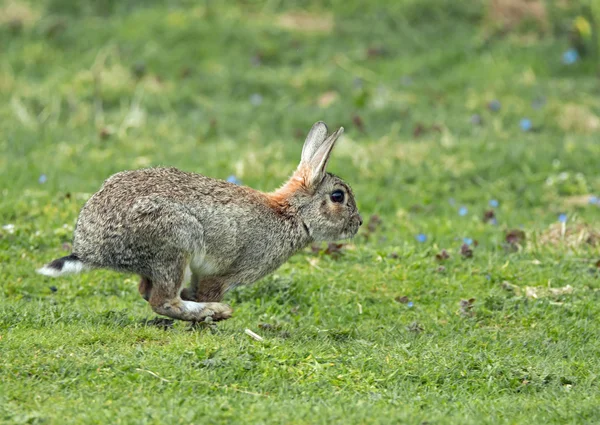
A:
[[271, 122, 362, 242]]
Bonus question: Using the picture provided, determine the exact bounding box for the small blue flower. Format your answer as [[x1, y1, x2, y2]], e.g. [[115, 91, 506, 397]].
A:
[[407, 301, 414, 308], [470, 114, 482, 125], [459, 206, 468, 216], [250, 93, 263, 106], [489, 199, 499, 208], [562, 48, 579, 65], [463, 237, 473, 246], [520, 118, 532, 132], [558, 213, 568, 223], [38, 174, 47, 184], [488, 99, 501, 112], [489, 217, 498, 225], [226, 175, 242, 185], [589, 195, 598, 205], [416, 233, 427, 243]]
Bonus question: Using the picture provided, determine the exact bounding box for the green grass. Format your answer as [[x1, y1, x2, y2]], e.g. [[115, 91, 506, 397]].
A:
[[2, 1, 600, 424]]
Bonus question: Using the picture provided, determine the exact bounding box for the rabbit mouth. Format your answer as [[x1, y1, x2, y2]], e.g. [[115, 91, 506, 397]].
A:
[[340, 225, 360, 240]]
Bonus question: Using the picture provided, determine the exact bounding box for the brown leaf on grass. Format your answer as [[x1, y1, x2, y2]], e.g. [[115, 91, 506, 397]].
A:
[[366, 46, 388, 59], [435, 249, 450, 261], [595, 259, 600, 268], [483, 209, 496, 223], [276, 12, 333, 33], [506, 229, 526, 245], [460, 243, 473, 258], [325, 243, 344, 256], [311, 242, 345, 257], [367, 214, 382, 233], [538, 223, 600, 248], [505, 229, 526, 252], [395, 296, 409, 304], [413, 123, 426, 138], [99, 127, 113, 140], [352, 114, 365, 132], [459, 298, 476, 317], [318, 91, 339, 108]]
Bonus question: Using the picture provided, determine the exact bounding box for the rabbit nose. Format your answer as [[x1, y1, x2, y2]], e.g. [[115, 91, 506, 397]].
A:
[[358, 215, 363, 226]]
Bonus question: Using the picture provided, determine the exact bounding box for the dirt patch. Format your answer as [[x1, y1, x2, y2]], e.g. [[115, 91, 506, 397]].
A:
[[538, 223, 600, 248], [0, 1, 41, 28], [558, 104, 600, 134], [276, 12, 333, 33], [488, 0, 548, 31]]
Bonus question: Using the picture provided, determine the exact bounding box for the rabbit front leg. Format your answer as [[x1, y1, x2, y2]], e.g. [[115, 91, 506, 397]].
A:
[[148, 255, 232, 322]]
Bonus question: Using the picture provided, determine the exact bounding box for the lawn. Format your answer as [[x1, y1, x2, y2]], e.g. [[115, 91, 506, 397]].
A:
[[1, 0, 600, 424]]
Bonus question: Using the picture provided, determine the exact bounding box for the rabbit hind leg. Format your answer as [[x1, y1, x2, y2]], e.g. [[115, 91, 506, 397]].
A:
[[148, 257, 232, 322], [138, 276, 152, 301], [181, 274, 227, 302]]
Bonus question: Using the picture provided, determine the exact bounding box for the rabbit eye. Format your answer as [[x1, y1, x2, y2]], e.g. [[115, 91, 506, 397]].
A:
[[330, 190, 344, 203]]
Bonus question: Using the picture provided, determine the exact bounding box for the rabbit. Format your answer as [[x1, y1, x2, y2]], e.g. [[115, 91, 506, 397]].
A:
[[37, 121, 362, 322]]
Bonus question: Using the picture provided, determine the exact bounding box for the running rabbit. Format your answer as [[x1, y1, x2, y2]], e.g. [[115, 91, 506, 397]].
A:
[[37, 122, 362, 321]]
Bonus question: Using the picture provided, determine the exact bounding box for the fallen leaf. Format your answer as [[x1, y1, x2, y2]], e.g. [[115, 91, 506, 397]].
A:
[[395, 296, 409, 304], [505, 229, 526, 252], [435, 249, 450, 261], [483, 209, 496, 223], [459, 298, 476, 316], [413, 123, 426, 138], [352, 114, 365, 132], [460, 243, 473, 258], [366, 46, 388, 59]]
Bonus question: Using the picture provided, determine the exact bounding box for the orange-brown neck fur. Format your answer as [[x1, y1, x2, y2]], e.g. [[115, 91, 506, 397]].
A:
[[265, 167, 310, 213]]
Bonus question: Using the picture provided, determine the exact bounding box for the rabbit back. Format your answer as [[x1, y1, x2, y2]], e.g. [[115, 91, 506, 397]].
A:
[[72, 167, 309, 282]]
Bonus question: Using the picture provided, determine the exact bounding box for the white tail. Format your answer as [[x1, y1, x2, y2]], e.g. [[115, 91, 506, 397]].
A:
[[37, 254, 87, 278]]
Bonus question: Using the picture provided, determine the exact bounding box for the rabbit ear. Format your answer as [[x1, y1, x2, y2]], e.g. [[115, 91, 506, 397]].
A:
[[300, 122, 344, 187], [301, 121, 329, 164]]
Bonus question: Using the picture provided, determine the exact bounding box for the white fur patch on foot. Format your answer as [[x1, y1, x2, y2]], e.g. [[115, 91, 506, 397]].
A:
[[181, 300, 209, 313]]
